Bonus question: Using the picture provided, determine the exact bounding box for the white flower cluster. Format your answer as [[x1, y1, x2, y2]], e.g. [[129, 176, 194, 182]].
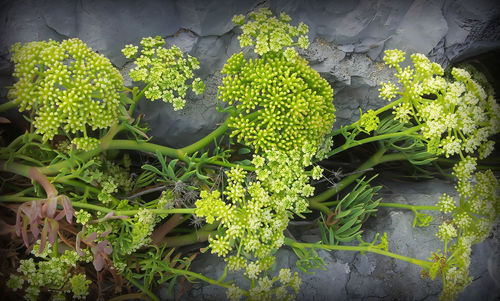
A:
[[379, 49, 500, 159]]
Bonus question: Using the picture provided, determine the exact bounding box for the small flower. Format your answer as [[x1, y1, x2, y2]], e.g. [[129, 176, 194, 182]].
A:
[[393, 102, 412, 123], [437, 194, 456, 213], [359, 109, 380, 133], [383, 49, 406, 68], [69, 274, 91, 299], [436, 222, 457, 241], [311, 165, 323, 180], [378, 81, 398, 101], [122, 44, 139, 58], [280, 12, 291, 22], [279, 268, 292, 284], [6, 274, 24, 291], [451, 67, 471, 81], [71, 137, 100, 151], [226, 284, 244, 301], [297, 36, 309, 49]]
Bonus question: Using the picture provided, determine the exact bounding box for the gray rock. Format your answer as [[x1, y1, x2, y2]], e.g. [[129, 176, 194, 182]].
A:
[[384, 0, 448, 55]]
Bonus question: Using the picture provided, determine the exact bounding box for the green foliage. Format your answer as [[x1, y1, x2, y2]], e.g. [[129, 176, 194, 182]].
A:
[[8, 38, 124, 144], [319, 177, 381, 244]]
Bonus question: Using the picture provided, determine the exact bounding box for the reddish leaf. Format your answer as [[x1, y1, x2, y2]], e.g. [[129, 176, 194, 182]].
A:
[[44, 197, 57, 219], [75, 232, 86, 257], [48, 219, 59, 247], [60, 196, 75, 223], [21, 216, 29, 247], [100, 229, 112, 237], [39, 219, 48, 254], [92, 252, 104, 272]]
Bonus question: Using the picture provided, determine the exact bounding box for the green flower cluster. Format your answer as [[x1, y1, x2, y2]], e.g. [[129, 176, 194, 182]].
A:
[[89, 159, 134, 204], [122, 36, 205, 110], [226, 268, 302, 301], [358, 109, 380, 133], [378, 49, 500, 158], [195, 144, 320, 280], [232, 8, 309, 56], [8, 38, 124, 142], [219, 51, 335, 152], [128, 208, 158, 253], [7, 242, 92, 300], [71, 136, 100, 151], [432, 164, 499, 300]]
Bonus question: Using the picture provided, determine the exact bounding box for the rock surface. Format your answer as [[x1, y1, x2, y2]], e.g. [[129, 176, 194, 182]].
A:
[[1, 0, 499, 146], [157, 178, 500, 300]]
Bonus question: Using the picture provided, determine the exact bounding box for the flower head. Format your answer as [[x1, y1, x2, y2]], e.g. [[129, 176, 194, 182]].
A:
[[123, 37, 204, 111], [8, 39, 123, 142]]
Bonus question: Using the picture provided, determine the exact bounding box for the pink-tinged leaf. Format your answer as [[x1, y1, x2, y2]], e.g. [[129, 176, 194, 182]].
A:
[[21, 216, 29, 247], [55, 210, 66, 221], [104, 246, 112, 255], [86, 232, 98, 243], [48, 219, 59, 246], [16, 207, 24, 237], [99, 241, 113, 255], [90, 211, 128, 224], [32, 200, 43, 219], [92, 252, 104, 272], [100, 229, 112, 237], [44, 197, 57, 219], [103, 212, 115, 219], [39, 219, 49, 254], [75, 232, 86, 257], [30, 221, 40, 239], [60, 196, 74, 223]]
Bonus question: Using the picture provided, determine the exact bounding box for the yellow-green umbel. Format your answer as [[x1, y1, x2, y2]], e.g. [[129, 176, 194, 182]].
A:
[[219, 51, 335, 152], [8, 39, 123, 145]]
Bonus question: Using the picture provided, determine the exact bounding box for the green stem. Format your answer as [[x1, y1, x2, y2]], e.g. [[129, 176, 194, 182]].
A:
[[0, 101, 17, 113], [326, 124, 423, 158], [106, 140, 255, 171], [163, 266, 234, 290], [38, 123, 125, 175], [108, 293, 152, 301], [124, 272, 159, 301], [329, 97, 407, 137], [309, 146, 387, 207], [0, 194, 195, 216], [377, 202, 439, 211], [162, 230, 216, 247], [285, 237, 432, 269]]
